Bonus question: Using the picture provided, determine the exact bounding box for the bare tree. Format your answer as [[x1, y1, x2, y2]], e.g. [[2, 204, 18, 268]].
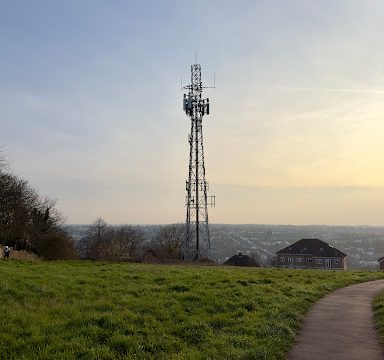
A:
[[248, 251, 262, 267], [0, 172, 39, 248], [148, 223, 185, 260], [0, 149, 75, 259], [0, 147, 7, 172], [80, 219, 144, 261], [79, 218, 108, 259], [102, 226, 143, 261]]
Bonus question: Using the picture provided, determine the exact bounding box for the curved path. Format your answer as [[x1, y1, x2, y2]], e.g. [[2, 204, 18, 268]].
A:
[[287, 280, 384, 360]]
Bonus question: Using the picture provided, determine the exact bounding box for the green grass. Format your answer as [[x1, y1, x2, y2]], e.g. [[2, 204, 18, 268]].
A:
[[373, 288, 384, 345], [0, 261, 383, 359]]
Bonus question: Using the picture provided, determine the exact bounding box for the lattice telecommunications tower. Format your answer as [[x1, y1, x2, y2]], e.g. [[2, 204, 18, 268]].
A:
[[182, 64, 215, 260]]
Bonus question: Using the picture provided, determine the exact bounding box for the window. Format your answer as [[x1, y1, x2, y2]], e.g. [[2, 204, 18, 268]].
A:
[[280, 257, 285, 263], [316, 259, 322, 264], [288, 257, 293, 264], [306, 258, 313, 263], [334, 258, 340, 264], [296, 258, 302, 262]]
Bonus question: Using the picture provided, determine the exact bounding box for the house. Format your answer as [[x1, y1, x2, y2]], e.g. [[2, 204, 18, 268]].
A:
[[223, 252, 259, 267], [378, 257, 384, 270], [275, 239, 347, 270]]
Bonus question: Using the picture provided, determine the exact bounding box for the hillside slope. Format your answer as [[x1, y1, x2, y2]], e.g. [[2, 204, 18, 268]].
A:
[[0, 261, 382, 359]]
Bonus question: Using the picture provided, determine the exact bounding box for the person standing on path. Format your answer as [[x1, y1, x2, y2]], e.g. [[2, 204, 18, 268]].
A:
[[3, 246, 10, 259]]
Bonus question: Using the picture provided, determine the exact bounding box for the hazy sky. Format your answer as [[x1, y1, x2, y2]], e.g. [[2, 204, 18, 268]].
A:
[[2, 0, 384, 225]]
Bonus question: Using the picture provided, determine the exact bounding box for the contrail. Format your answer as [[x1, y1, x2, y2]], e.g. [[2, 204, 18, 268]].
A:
[[274, 86, 384, 94]]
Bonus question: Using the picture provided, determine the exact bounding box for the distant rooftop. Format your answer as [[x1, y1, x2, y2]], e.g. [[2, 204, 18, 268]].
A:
[[276, 238, 347, 257]]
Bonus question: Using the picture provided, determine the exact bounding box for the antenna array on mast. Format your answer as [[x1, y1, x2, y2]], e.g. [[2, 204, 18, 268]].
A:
[[182, 63, 215, 260]]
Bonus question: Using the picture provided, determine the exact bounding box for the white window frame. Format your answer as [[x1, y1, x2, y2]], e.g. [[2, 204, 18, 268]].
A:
[[316, 259, 322, 264], [334, 258, 340, 264], [288, 257, 294, 264], [306, 258, 313, 263], [296, 258, 302, 262], [280, 257, 285, 263]]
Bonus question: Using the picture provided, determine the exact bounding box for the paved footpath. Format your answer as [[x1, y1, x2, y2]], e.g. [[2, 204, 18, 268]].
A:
[[287, 280, 384, 360]]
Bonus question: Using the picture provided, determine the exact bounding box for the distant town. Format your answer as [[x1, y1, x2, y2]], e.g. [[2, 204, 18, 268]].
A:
[[67, 224, 384, 269]]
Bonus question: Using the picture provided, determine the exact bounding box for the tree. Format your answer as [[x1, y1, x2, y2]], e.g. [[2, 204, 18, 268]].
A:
[[0, 172, 39, 248], [77, 218, 108, 259], [0, 148, 7, 172], [248, 251, 262, 267], [148, 224, 185, 260], [79, 219, 144, 261], [35, 231, 77, 260], [0, 149, 76, 259], [102, 226, 143, 261], [86, 218, 107, 239]]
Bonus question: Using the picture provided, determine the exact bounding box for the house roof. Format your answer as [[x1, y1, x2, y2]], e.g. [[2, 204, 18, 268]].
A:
[[276, 239, 347, 257], [223, 253, 259, 267], [378, 256, 384, 263]]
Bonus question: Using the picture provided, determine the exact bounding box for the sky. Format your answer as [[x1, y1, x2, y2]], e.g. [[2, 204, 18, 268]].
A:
[[2, 0, 384, 225]]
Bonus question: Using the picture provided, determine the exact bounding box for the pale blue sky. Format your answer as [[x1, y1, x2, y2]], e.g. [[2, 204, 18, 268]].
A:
[[2, 1, 384, 225]]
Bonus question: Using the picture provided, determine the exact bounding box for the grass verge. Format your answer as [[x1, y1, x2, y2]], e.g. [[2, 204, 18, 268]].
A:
[[373, 286, 384, 345], [0, 260, 383, 359]]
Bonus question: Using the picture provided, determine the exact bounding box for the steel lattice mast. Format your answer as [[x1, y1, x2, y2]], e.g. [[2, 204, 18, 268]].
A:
[[182, 64, 215, 260]]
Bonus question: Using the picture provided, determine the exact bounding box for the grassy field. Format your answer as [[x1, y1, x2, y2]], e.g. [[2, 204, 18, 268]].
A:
[[0, 261, 383, 360], [373, 289, 384, 345]]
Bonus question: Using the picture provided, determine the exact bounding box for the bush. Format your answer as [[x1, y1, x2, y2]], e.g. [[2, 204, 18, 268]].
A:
[[36, 231, 77, 260]]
